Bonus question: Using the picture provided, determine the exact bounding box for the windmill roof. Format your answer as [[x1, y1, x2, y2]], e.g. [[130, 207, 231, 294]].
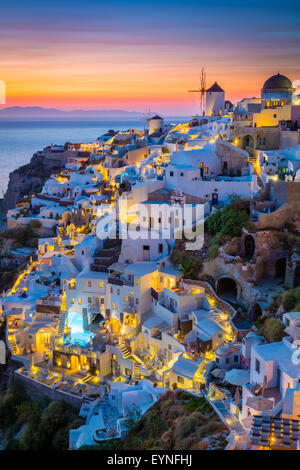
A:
[[149, 115, 163, 120], [206, 82, 224, 93]]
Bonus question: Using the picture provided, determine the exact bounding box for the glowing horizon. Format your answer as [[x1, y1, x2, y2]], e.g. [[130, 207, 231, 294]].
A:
[[1, 0, 300, 115]]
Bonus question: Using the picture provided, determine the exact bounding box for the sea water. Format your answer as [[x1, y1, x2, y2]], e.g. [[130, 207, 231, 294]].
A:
[[0, 117, 186, 196]]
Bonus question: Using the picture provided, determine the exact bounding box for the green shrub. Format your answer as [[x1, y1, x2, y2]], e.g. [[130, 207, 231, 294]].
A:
[[282, 290, 296, 311], [259, 318, 284, 343], [207, 244, 219, 260], [171, 250, 202, 278], [206, 198, 249, 239], [197, 420, 219, 438], [184, 397, 212, 413], [281, 288, 300, 312]]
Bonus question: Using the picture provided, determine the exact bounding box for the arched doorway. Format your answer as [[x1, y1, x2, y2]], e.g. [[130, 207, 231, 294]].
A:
[[242, 135, 254, 150], [216, 277, 238, 302], [244, 235, 255, 259], [200, 118, 208, 126], [249, 303, 262, 323], [275, 258, 286, 280]]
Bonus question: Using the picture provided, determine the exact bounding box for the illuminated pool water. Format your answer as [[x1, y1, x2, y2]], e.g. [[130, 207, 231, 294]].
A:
[[67, 311, 94, 346]]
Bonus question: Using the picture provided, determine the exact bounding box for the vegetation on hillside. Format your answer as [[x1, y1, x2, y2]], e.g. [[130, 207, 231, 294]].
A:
[[170, 247, 203, 279], [281, 287, 300, 312], [1, 220, 41, 250], [205, 197, 250, 260], [258, 318, 285, 343], [0, 383, 84, 450]]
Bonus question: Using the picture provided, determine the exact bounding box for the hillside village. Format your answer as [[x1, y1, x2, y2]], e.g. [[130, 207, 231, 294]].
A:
[[1, 73, 300, 450]]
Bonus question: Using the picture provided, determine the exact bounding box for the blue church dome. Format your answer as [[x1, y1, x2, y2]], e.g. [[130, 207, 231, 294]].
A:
[[263, 73, 293, 92]]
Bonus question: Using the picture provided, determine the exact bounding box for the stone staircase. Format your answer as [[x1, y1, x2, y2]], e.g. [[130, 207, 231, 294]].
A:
[[193, 382, 201, 393], [256, 175, 264, 191], [206, 294, 225, 322], [132, 361, 139, 381], [90, 239, 121, 273], [58, 291, 67, 335], [58, 312, 66, 335], [119, 338, 131, 359], [7, 334, 17, 355], [248, 154, 257, 165]]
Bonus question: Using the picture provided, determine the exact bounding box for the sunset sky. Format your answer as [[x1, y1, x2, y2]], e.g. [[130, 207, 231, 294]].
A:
[[1, 0, 300, 115]]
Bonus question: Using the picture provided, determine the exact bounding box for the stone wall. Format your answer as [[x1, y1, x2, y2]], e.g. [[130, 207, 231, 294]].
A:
[[255, 202, 300, 230], [14, 370, 83, 409]]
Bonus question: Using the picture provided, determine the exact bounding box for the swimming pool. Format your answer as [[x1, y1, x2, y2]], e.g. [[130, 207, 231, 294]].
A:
[[67, 311, 95, 346]]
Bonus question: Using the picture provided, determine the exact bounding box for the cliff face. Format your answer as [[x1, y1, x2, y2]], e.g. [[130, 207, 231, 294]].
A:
[[0, 152, 65, 216]]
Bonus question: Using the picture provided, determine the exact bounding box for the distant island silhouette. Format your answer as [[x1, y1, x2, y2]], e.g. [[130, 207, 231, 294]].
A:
[[0, 106, 144, 119]]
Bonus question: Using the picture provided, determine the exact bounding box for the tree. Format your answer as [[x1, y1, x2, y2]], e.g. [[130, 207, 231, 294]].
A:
[[282, 290, 296, 311], [259, 318, 284, 343], [206, 198, 249, 239]]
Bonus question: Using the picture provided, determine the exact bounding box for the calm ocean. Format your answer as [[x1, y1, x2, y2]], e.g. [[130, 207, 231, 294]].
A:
[[0, 118, 185, 196]]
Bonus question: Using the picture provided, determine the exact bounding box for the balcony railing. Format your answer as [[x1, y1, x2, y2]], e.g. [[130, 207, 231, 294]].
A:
[[108, 276, 124, 286], [122, 303, 137, 314]]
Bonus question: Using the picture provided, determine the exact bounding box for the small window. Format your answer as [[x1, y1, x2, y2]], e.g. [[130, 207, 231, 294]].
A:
[[78, 298, 82, 305], [177, 376, 184, 384], [88, 281, 92, 287], [112, 303, 118, 309], [273, 114, 277, 118], [71, 298, 74, 304], [255, 359, 260, 374], [180, 172, 184, 177], [110, 287, 113, 294], [216, 357, 219, 363], [170, 171, 174, 177], [99, 281, 103, 288], [82, 250, 84, 256], [168, 344, 172, 350], [88, 297, 92, 303], [135, 278, 139, 286], [117, 289, 120, 295], [158, 243, 163, 254], [136, 298, 139, 305], [234, 355, 239, 362]]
